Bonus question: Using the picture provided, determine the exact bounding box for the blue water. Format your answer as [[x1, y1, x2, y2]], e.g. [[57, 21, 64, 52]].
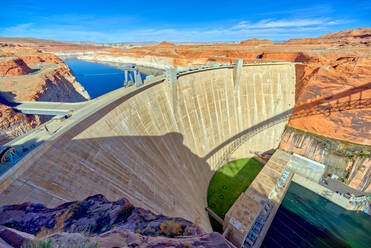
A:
[[65, 59, 146, 99], [262, 182, 371, 248]]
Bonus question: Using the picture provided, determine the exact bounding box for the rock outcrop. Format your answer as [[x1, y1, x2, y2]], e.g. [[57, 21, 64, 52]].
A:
[[287, 28, 371, 47], [260, 52, 311, 62], [158, 41, 177, 47], [0, 43, 90, 146], [0, 194, 234, 248], [0, 105, 40, 146], [289, 61, 370, 146], [0, 57, 32, 76]]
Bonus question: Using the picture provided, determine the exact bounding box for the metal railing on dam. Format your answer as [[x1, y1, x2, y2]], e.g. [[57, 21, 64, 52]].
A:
[[0, 62, 298, 233]]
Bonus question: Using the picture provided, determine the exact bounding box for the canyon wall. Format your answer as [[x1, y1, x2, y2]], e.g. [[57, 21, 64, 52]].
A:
[[0, 57, 32, 76], [53, 51, 102, 60], [279, 127, 371, 192], [0, 64, 296, 232], [77, 54, 174, 70], [0, 43, 90, 146], [0, 105, 40, 146]]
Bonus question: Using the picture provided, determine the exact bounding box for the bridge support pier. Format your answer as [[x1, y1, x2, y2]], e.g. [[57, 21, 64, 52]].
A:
[[135, 73, 143, 87], [123, 63, 141, 87], [165, 67, 178, 117]]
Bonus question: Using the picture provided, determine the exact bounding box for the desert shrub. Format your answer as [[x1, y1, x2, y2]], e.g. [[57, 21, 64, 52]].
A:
[[22, 239, 54, 248], [159, 220, 183, 237], [183, 225, 193, 236]]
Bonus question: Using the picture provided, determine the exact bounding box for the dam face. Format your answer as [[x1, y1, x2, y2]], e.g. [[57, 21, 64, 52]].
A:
[[0, 64, 296, 231]]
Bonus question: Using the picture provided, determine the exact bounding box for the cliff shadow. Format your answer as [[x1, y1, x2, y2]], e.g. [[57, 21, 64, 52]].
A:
[[204, 81, 371, 162], [18, 132, 214, 231], [207, 157, 264, 218], [42, 75, 89, 102], [0, 91, 19, 107]]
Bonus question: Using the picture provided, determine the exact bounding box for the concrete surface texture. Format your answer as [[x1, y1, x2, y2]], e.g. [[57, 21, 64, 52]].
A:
[[0, 63, 296, 232]]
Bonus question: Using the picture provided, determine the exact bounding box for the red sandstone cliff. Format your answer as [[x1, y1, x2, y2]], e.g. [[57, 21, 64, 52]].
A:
[[287, 28, 371, 47], [0, 105, 41, 146], [0, 43, 90, 146], [158, 41, 177, 47], [0, 57, 32, 76], [240, 38, 272, 46]]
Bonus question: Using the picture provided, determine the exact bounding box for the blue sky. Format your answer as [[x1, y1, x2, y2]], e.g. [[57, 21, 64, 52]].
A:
[[1, 0, 370, 42]]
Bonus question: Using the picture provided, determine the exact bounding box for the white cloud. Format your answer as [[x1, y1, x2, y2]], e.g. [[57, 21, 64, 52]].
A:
[[1, 23, 33, 35], [255, 5, 334, 17], [232, 18, 342, 30]]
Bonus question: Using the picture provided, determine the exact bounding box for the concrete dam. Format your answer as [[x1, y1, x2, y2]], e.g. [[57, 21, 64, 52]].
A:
[[0, 63, 296, 233]]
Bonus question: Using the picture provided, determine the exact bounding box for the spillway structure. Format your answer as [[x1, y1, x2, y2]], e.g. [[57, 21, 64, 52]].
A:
[[0, 62, 297, 234]]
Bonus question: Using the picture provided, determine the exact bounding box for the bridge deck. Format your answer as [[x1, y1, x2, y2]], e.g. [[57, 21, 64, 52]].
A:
[[11, 101, 89, 115]]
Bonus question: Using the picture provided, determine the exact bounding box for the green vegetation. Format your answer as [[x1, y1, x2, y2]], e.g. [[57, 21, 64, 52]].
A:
[[22, 239, 54, 248], [22, 239, 99, 248], [207, 158, 263, 220]]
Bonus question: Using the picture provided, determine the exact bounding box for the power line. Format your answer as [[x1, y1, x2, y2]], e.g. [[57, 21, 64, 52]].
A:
[[76, 72, 123, 76]]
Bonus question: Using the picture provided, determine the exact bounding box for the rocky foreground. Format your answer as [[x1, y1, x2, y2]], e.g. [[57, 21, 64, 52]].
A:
[[0, 194, 234, 247]]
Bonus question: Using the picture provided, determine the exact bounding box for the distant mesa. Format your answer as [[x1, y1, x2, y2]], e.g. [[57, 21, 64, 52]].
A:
[[240, 38, 273, 46], [286, 27, 371, 46], [158, 41, 177, 47], [319, 27, 371, 39]]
